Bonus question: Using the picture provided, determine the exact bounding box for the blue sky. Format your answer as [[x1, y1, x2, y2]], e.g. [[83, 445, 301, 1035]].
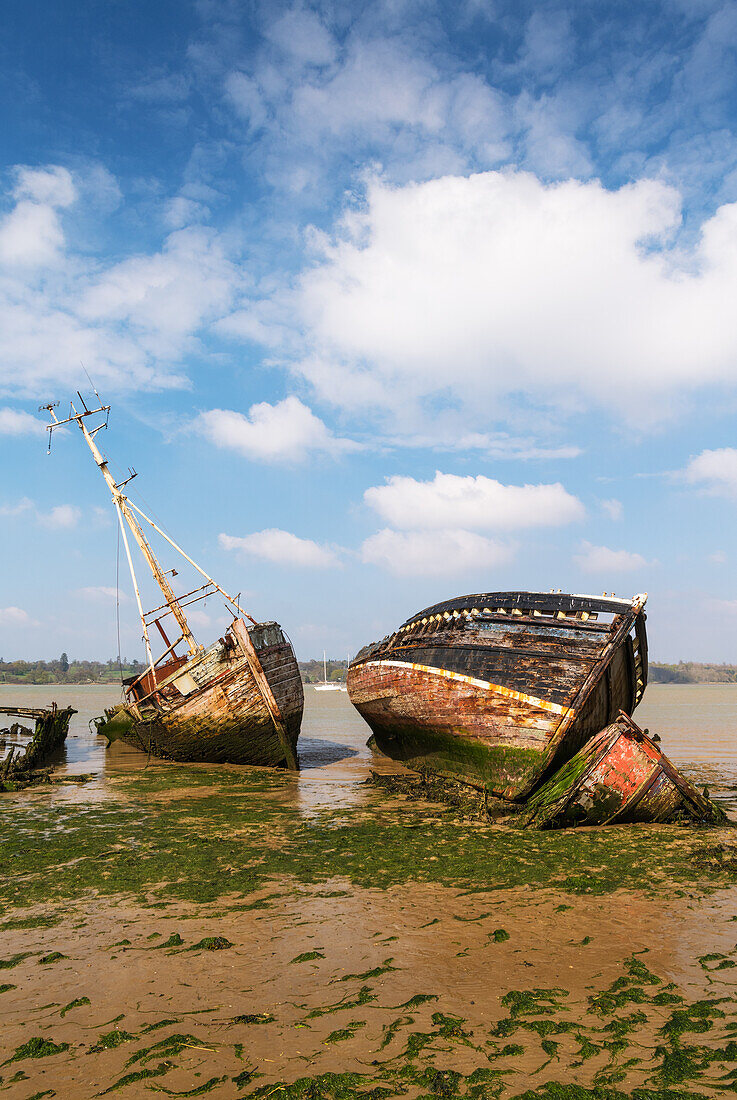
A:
[[2, 0, 737, 664]]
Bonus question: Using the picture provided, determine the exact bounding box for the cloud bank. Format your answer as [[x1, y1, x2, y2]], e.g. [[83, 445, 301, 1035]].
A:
[[219, 529, 339, 568], [364, 472, 584, 530], [292, 171, 737, 423], [360, 471, 583, 576], [575, 541, 650, 573], [196, 397, 358, 463]]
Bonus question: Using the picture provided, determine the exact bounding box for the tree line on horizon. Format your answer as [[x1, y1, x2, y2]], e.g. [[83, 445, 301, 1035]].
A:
[[1, 655, 730, 687], [0, 654, 350, 685]]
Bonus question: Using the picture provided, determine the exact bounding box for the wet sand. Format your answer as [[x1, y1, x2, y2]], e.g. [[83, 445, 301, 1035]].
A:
[[3, 883, 737, 1098], [2, 686, 737, 1097]]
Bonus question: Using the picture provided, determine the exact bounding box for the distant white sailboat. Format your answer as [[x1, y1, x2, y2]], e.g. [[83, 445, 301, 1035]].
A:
[[314, 651, 347, 692]]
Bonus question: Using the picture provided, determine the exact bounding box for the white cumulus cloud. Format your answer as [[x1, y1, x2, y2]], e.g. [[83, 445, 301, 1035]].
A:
[[364, 472, 584, 530], [0, 408, 46, 436], [0, 606, 39, 627], [76, 586, 130, 602], [361, 528, 512, 577], [219, 529, 339, 569], [574, 541, 650, 573], [292, 170, 737, 423], [683, 447, 737, 497], [37, 504, 81, 529], [13, 165, 76, 207], [0, 165, 76, 268], [196, 396, 359, 463], [0, 497, 34, 517], [601, 498, 624, 521]]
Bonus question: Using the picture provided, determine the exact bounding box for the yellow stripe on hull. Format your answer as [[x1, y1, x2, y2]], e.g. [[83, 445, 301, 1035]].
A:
[[362, 659, 570, 719]]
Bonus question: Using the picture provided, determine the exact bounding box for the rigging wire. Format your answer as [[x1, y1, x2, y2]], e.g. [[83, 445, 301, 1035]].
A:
[[116, 516, 123, 688]]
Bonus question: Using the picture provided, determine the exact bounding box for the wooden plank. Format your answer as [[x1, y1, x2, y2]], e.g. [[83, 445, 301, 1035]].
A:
[[403, 591, 640, 625]]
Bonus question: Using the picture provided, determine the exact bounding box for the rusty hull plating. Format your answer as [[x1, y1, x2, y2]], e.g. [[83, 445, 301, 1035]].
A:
[[347, 591, 648, 800]]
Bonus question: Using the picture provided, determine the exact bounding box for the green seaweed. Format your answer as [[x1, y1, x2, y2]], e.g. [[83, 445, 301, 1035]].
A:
[[89, 1030, 137, 1053], [305, 984, 376, 1019], [380, 1015, 414, 1049], [232, 1068, 262, 1089], [2, 1037, 69, 1065], [124, 1033, 210, 1067], [154, 933, 184, 949], [324, 1019, 366, 1043], [1, 760, 735, 915], [390, 993, 439, 1009], [231, 1013, 275, 1025], [336, 957, 398, 981], [101, 1062, 172, 1093], [141, 1019, 182, 1034], [186, 936, 232, 951], [0, 983, 16, 994], [246, 1071, 377, 1099], [0, 913, 60, 930], [492, 928, 510, 942], [60, 996, 90, 1016], [38, 951, 68, 964], [291, 950, 325, 963], [0, 952, 32, 969], [148, 1077, 227, 1096]]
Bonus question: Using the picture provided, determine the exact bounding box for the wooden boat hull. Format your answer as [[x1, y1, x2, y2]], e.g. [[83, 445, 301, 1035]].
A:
[[97, 619, 303, 768], [348, 592, 648, 800], [1, 704, 76, 789], [522, 713, 725, 829]]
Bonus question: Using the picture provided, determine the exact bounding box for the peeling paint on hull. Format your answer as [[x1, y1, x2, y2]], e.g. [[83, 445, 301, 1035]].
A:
[[97, 619, 303, 768], [348, 591, 648, 799], [522, 713, 726, 829]]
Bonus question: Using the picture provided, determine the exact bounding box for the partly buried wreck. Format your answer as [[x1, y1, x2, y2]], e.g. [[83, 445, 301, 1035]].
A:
[[44, 396, 303, 768], [1, 704, 76, 790], [348, 590, 649, 800], [522, 711, 724, 829]]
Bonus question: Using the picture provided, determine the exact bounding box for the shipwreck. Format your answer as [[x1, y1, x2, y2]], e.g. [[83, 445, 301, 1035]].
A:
[[522, 711, 725, 829], [44, 395, 303, 768], [1, 704, 76, 790], [347, 591, 648, 800]]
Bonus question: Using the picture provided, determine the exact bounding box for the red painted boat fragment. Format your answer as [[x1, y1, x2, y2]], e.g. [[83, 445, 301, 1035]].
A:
[[522, 712, 725, 829]]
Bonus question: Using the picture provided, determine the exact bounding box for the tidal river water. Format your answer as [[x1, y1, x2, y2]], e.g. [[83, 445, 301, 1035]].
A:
[[2, 683, 737, 1098], [2, 680, 737, 809]]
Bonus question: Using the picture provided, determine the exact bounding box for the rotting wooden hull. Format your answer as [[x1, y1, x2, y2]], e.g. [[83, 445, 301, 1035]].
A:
[[521, 713, 725, 829], [348, 591, 648, 800], [97, 618, 303, 768], [1, 704, 76, 789]]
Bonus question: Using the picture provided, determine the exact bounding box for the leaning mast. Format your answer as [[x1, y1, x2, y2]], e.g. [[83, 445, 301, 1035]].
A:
[[43, 396, 198, 661]]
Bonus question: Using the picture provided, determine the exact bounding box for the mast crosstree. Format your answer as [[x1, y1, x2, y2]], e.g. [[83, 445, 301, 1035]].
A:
[[42, 394, 255, 683]]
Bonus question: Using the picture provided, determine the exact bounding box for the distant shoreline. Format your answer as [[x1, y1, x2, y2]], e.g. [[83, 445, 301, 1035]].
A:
[[0, 659, 735, 687]]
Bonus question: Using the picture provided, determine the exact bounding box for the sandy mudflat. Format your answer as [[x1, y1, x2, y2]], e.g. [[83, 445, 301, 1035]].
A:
[[2, 688, 737, 1097], [3, 874, 737, 1097]]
